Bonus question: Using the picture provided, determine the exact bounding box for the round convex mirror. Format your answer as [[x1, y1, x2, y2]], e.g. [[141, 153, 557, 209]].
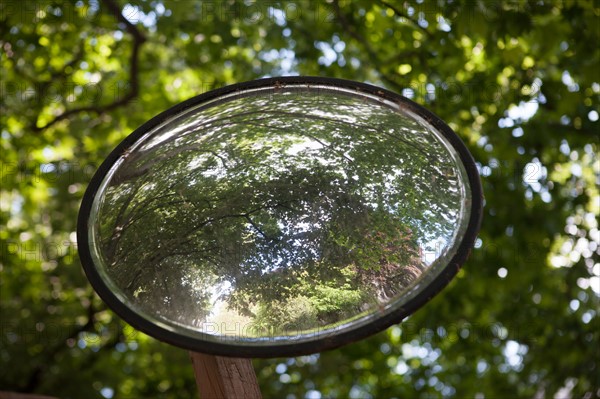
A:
[[78, 77, 482, 357]]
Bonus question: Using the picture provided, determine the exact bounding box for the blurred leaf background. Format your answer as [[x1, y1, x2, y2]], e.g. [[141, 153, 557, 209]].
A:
[[0, 0, 599, 398]]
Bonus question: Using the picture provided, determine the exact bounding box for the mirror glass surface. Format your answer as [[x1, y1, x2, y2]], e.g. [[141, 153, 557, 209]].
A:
[[86, 82, 473, 348]]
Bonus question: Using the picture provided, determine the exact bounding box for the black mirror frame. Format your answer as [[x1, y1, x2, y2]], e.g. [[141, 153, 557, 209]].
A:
[[77, 76, 483, 358]]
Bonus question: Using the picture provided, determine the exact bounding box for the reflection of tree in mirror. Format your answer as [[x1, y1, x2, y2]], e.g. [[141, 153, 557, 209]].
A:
[[95, 88, 465, 335]]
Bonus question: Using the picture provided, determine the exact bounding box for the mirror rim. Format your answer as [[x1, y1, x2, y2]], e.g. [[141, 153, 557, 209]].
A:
[[77, 76, 483, 358]]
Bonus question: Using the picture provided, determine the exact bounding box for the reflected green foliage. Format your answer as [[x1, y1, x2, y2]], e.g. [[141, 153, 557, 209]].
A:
[[1, 1, 598, 398], [93, 87, 465, 340]]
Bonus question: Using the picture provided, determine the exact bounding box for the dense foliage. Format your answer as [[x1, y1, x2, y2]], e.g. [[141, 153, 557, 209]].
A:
[[1, 1, 598, 398]]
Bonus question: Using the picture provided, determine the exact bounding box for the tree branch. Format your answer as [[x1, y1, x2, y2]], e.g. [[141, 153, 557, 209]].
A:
[[22, 294, 100, 392], [31, 0, 146, 132], [378, 0, 434, 38], [332, 0, 404, 92], [244, 214, 274, 241]]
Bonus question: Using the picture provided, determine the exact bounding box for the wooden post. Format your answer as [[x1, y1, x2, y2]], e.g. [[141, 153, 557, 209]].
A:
[[0, 393, 58, 399], [189, 352, 262, 399]]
